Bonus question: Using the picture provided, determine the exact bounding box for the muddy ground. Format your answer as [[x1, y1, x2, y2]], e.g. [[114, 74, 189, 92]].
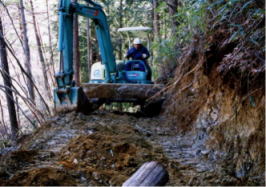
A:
[[0, 111, 178, 186], [1, 110, 260, 186]]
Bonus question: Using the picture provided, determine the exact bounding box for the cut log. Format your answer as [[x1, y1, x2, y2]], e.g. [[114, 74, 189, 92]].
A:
[[82, 83, 164, 103], [122, 161, 169, 186]]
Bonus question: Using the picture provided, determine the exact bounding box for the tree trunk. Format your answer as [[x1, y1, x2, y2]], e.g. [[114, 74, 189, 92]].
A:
[[119, 0, 123, 59], [0, 1, 23, 48], [15, 96, 20, 127], [0, 98, 8, 136], [82, 83, 164, 101], [153, 0, 161, 41], [86, 18, 92, 81], [18, 0, 35, 104], [45, 0, 55, 77], [0, 18, 19, 141], [167, 0, 178, 36], [29, 0, 52, 100], [72, 0, 80, 86]]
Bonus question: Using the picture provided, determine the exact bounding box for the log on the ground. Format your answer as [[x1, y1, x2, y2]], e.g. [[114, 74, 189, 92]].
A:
[[82, 83, 164, 102], [122, 161, 169, 186]]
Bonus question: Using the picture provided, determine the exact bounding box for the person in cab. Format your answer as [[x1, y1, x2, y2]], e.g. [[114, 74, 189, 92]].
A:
[[126, 38, 152, 80]]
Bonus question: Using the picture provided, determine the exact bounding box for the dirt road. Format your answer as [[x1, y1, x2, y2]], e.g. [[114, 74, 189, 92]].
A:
[[0, 111, 261, 185]]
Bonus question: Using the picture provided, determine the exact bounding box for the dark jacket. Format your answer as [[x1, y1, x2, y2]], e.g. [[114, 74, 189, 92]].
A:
[[126, 45, 150, 63]]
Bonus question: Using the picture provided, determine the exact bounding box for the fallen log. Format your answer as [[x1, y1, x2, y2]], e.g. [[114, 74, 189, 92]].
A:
[[122, 161, 169, 186], [82, 83, 164, 103]]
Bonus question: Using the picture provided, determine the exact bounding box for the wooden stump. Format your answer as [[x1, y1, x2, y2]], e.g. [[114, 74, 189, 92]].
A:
[[123, 161, 169, 186]]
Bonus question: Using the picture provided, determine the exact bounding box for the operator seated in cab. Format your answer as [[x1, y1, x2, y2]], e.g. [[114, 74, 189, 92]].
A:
[[126, 38, 152, 80]]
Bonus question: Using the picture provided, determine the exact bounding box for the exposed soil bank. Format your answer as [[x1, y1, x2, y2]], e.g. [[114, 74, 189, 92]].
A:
[[160, 26, 265, 186]]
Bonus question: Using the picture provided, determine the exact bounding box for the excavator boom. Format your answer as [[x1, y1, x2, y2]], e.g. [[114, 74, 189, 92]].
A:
[[57, 0, 116, 84], [55, 0, 117, 113]]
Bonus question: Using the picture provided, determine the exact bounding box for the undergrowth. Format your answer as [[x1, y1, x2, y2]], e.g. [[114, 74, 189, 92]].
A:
[[153, 0, 264, 84]]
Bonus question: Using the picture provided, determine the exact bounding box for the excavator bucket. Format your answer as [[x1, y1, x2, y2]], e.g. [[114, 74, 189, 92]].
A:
[[54, 87, 92, 114]]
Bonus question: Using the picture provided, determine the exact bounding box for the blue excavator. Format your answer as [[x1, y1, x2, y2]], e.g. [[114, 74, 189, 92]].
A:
[[54, 0, 163, 114]]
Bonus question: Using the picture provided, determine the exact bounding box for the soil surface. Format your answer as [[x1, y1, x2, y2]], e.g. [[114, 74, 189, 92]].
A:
[[2, 108, 262, 186], [0, 111, 245, 186], [0, 112, 176, 186]]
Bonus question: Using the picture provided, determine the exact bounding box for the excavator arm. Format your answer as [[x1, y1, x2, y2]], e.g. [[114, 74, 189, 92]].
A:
[[57, 0, 116, 85], [54, 0, 117, 113]]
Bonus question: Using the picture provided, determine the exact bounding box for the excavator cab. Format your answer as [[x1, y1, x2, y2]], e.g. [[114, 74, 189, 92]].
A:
[[117, 27, 152, 84], [90, 26, 152, 84], [119, 60, 150, 84], [90, 59, 151, 84]]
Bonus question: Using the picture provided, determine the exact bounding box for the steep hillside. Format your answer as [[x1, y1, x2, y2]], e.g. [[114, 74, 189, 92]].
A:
[[161, 4, 265, 184]]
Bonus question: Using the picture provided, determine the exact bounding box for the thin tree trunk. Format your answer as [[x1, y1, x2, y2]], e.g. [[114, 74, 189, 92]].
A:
[[0, 98, 8, 136], [0, 1, 23, 48], [18, 0, 35, 104], [36, 21, 56, 87], [29, 0, 52, 100], [119, 0, 123, 59], [0, 18, 19, 141], [0, 85, 39, 128], [164, 15, 167, 39], [73, 0, 80, 86], [86, 18, 92, 81], [167, 0, 179, 36], [45, 0, 55, 77], [4, 37, 51, 115], [153, 0, 161, 41], [15, 95, 20, 127]]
